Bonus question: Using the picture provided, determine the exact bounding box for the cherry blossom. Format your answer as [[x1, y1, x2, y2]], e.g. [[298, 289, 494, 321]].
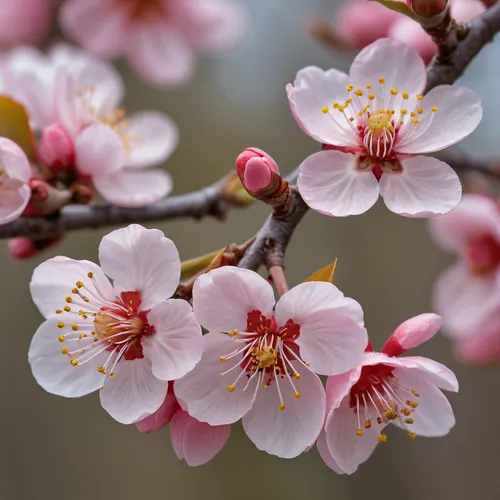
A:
[[287, 38, 482, 217], [28, 224, 203, 424], [430, 194, 500, 342], [319, 313, 458, 474], [59, 0, 248, 86], [4, 44, 176, 207], [175, 266, 368, 458]]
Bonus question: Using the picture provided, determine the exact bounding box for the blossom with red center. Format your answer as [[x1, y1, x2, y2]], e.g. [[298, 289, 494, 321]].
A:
[[287, 38, 482, 218], [174, 267, 368, 458], [59, 0, 248, 86], [318, 313, 458, 474], [429, 194, 500, 358], [28, 224, 202, 424]]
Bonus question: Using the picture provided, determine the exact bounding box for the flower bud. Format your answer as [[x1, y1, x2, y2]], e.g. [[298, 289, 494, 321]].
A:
[[39, 124, 75, 170], [410, 0, 448, 17], [8, 236, 62, 261], [236, 147, 279, 194]]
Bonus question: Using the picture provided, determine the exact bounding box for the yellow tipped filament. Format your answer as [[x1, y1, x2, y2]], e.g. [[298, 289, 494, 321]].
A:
[[379, 78, 385, 84], [355, 89, 363, 96], [227, 329, 238, 337], [405, 418, 414, 424], [65, 297, 72, 303], [61, 347, 69, 355], [416, 94, 424, 101], [57, 322, 65, 329], [378, 434, 387, 443], [368, 93, 376, 100], [402, 92, 409, 99], [294, 373, 301, 380], [71, 324, 78, 331], [70, 359, 79, 366], [356, 429, 364, 436], [279, 403, 286, 411], [58, 335, 65, 342], [55, 309, 63, 314], [411, 390, 420, 397], [76, 281, 84, 288], [407, 431, 417, 439], [64, 306, 71, 312], [366, 83, 372, 89], [227, 384, 235, 392], [321, 106, 329, 114], [390, 88, 398, 95], [294, 391, 301, 398], [220, 356, 226, 362], [87, 272, 93, 278], [346, 85, 354, 92], [432, 107, 437, 113]]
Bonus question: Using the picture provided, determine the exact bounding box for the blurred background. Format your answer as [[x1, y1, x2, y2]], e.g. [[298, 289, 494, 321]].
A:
[[2, 0, 500, 499]]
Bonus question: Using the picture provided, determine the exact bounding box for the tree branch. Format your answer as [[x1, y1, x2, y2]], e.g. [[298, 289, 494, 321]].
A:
[[435, 149, 500, 178]]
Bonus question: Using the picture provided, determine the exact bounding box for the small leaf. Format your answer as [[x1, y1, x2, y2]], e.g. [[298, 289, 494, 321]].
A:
[[304, 259, 338, 283], [0, 96, 36, 160], [224, 172, 255, 207], [180, 248, 226, 281], [370, 0, 417, 19]]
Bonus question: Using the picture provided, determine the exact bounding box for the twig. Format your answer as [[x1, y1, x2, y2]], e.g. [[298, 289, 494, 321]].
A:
[[435, 149, 500, 178]]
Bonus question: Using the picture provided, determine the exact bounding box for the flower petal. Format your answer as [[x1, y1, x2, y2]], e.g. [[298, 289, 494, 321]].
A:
[[100, 357, 168, 424], [192, 267, 275, 333], [298, 150, 379, 217], [0, 137, 31, 183], [142, 299, 202, 381], [397, 356, 458, 392], [454, 323, 500, 365], [242, 365, 326, 458], [395, 85, 482, 154], [174, 333, 255, 425], [75, 124, 124, 177], [135, 386, 180, 433], [93, 169, 173, 207], [380, 156, 462, 218], [317, 430, 346, 474], [0, 183, 30, 225], [98, 224, 181, 309], [325, 368, 362, 418], [170, 409, 230, 467], [30, 256, 114, 319], [275, 282, 367, 375], [29, 317, 104, 398], [124, 111, 178, 169]]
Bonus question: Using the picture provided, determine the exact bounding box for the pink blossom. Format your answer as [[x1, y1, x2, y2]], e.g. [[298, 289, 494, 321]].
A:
[[28, 224, 203, 424], [287, 38, 482, 218], [59, 0, 248, 86], [319, 313, 458, 474], [4, 45, 176, 207], [175, 267, 368, 458], [430, 194, 500, 340], [236, 147, 279, 194], [135, 382, 180, 433]]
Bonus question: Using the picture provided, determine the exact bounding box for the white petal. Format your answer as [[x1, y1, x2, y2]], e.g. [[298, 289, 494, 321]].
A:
[[298, 150, 380, 217], [29, 317, 105, 398], [242, 365, 326, 458], [100, 357, 168, 424], [398, 356, 458, 392], [98, 224, 181, 309], [380, 156, 462, 218], [317, 431, 346, 474], [192, 267, 275, 333], [142, 299, 202, 381], [275, 282, 366, 375], [30, 256, 114, 319], [174, 333, 255, 426], [124, 111, 178, 169], [0, 137, 31, 183], [0, 183, 30, 225]]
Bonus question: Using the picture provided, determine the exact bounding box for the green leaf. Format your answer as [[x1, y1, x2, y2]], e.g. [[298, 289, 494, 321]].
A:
[[304, 259, 338, 283], [180, 248, 226, 281], [0, 96, 36, 160], [370, 0, 417, 20]]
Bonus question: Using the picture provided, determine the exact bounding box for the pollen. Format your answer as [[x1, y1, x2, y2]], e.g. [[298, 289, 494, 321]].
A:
[[364, 420, 372, 429], [405, 418, 414, 424], [403, 408, 412, 416], [411, 402, 418, 408], [55, 309, 63, 314], [220, 356, 226, 362], [390, 88, 398, 95], [279, 403, 286, 411], [227, 329, 238, 337], [294, 373, 301, 380], [346, 85, 354, 92], [72, 288, 78, 294], [378, 434, 388, 443], [70, 359, 79, 366], [355, 89, 363, 96], [61, 347, 69, 355], [58, 335, 65, 342], [227, 384, 235, 392], [366, 83, 372, 89], [57, 322, 65, 329], [294, 391, 301, 398], [65, 296, 72, 303], [417, 108, 423, 114], [432, 106, 437, 113], [64, 306, 71, 312], [416, 94, 424, 101], [71, 324, 78, 331], [321, 106, 329, 114], [402, 92, 409, 99], [411, 390, 420, 397], [356, 429, 364, 437], [87, 272, 93, 278], [407, 431, 417, 439], [97, 366, 106, 374], [368, 93, 376, 100], [76, 281, 84, 288]]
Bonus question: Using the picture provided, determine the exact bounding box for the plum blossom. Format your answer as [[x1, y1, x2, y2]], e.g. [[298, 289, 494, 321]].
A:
[[175, 267, 368, 458], [429, 194, 500, 346], [287, 38, 482, 218], [59, 0, 248, 86], [28, 224, 203, 424], [4, 45, 176, 207], [319, 313, 458, 474]]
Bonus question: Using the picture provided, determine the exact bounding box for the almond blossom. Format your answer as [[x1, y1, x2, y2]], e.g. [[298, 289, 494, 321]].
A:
[[175, 266, 368, 458], [429, 194, 500, 343], [319, 314, 458, 474], [28, 224, 203, 424], [59, 0, 248, 86], [287, 38, 482, 218], [4, 45, 176, 207]]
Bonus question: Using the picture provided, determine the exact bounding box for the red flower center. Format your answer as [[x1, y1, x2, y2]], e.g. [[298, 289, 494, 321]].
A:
[[465, 234, 500, 275]]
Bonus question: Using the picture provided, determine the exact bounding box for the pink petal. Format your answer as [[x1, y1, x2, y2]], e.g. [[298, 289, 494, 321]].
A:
[[29, 317, 105, 398], [388, 18, 436, 64], [100, 357, 168, 424], [126, 22, 195, 86], [316, 431, 346, 474], [142, 299, 202, 381], [170, 409, 230, 466], [135, 387, 180, 433], [433, 262, 500, 338], [0, 183, 30, 225], [429, 194, 500, 253], [75, 124, 124, 177], [93, 169, 172, 207], [324, 396, 381, 475], [455, 324, 500, 365], [452, 0, 486, 21], [242, 365, 326, 458], [381, 313, 442, 357], [60, 0, 128, 59], [192, 267, 275, 333], [325, 368, 362, 418], [379, 156, 462, 218], [123, 111, 178, 169], [174, 333, 255, 425], [275, 282, 367, 375], [0, 137, 31, 183], [98, 224, 181, 309], [395, 85, 482, 154], [398, 356, 458, 392], [287, 67, 359, 146], [298, 150, 380, 217], [30, 256, 114, 319]]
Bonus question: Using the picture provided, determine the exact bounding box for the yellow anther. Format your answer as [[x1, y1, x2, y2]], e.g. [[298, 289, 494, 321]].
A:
[[407, 431, 417, 439], [363, 105, 370, 112], [71, 323, 78, 331], [337, 105, 345, 112], [400, 109, 408, 115], [405, 418, 415, 424], [61, 347, 69, 355], [349, 117, 355, 122], [385, 410, 398, 420], [412, 118, 420, 124], [379, 78, 385, 84], [109, 372, 115, 377], [321, 106, 329, 114], [279, 403, 286, 411], [227, 384, 235, 392], [57, 322, 65, 329], [294, 391, 301, 398], [65, 296, 72, 303], [411, 390, 420, 397], [358, 111, 363, 117], [402, 92, 409, 99], [390, 88, 398, 95], [333, 102, 339, 109], [345, 98, 353, 104], [82, 297, 89, 303], [227, 329, 238, 337], [416, 94, 424, 101], [377, 417, 383, 424], [410, 111, 416, 117], [70, 359, 79, 366], [356, 429, 364, 437], [97, 366, 106, 374], [403, 408, 412, 416], [432, 106, 437, 113], [305, 361, 310, 366], [55, 309, 63, 314], [366, 83, 372, 89], [220, 356, 226, 362], [378, 434, 388, 443], [364, 420, 372, 429], [346, 85, 354, 92], [72, 288, 78, 294], [368, 93, 376, 100], [64, 306, 71, 312], [411, 402, 418, 408], [417, 108, 423, 114], [355, 89, 363, 96], [58, 335, 65, 342], [78, 334, 83, 340], [294, 373, 301, 380], [76, 281, 84, 288], [87, 272, 94, 278]]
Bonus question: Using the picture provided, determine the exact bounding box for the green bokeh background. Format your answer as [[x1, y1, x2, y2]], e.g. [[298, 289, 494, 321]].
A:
[[3, 1, 500, 499]]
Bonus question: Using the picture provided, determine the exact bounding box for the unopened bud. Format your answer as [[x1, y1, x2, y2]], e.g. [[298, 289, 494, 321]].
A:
[[410, 0, 448, 17], [8, 236, 62, 260], [236, 147, 279, 194], [39, 124, 75, 170]]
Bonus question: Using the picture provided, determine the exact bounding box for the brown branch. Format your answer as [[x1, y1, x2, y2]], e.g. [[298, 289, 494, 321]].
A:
[[435, 149, 500, 178]]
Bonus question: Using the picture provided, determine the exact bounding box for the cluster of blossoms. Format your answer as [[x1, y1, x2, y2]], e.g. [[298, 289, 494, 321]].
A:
[[29, 223, 458, 470]]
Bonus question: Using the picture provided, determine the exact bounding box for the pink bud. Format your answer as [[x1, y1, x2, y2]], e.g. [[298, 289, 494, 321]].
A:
[[8, 238, 38, 260], [236, 147, 279, 194], [39, 124, 75, 170]]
